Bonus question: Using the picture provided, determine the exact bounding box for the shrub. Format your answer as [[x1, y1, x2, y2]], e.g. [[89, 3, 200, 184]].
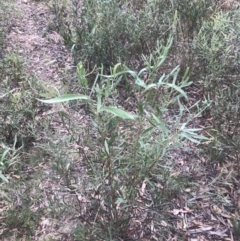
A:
[[194, 10, 240, 163], [49, 0, 174, 71], [39, 38, 207, 240], [0, 53, 50, 183]]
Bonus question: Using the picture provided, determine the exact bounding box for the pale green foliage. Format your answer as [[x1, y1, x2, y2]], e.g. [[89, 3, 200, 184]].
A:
[[0, 53, 48, 184], [1, 0, 240, 239], [50, 0, 174, 71], [194, 10, 240, 163], [40, 38, 207, 240], [0, 136, 21, 183]]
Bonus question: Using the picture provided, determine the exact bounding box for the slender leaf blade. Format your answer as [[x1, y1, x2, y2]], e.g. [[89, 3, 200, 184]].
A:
[[0, 172, 8, 183], [99, 106, 135, 120], [37, 94, 90, 103]]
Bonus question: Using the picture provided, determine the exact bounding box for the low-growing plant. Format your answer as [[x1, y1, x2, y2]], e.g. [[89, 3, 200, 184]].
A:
[[173, 0, 217, 41], [39, 37, 208, 240], [49, 0, 174, 72], [0, 54, 49, 147], [0, 136, 21, 183], [194, 10, 240, 165], [0, 174, 44, 239], [0, 56, 56, 239], [1, 207, 40, 239], [165, 0, 218, 81], [0, 53, 52, 186]]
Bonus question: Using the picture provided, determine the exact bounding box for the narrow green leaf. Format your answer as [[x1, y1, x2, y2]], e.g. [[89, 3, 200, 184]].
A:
[[1, 148, 9, 161], [108, 133, 118, 147], [180, 131, 208, 143], [96, 84, 102, 111], [152, 114, 168, 134], [0, 172, 8, 183], [77, 61, 88, 87], [104, 140, 109, 155], [182, 66, 190, 80], [180, 132, 200, 144], [142, 126, 154, 135], [115, 198, 127, 204], [184, 128, 202, 132], [173, 10, 178, 24], [0, 191, 11, 202], [138, 67, 147, 76], [185, 131, 209, 140], [99, 106, 135, 120], [37, 94, 90, 103], [152, 113, 161, 125], [157, 73, 166, 87], [138, 102, 144, 115], [135, 77, 147, 89], [164, 83, 188, 100], [144, 83, 157, 92], [113, 63, 121, 75]]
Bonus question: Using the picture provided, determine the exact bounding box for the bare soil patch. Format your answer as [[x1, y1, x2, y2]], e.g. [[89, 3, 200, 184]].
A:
[[6, 0, 73, 86]]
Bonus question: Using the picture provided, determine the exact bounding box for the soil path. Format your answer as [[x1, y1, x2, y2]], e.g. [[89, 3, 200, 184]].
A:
[[5, 1, 76, 239], [7, 0, 72, 86]]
